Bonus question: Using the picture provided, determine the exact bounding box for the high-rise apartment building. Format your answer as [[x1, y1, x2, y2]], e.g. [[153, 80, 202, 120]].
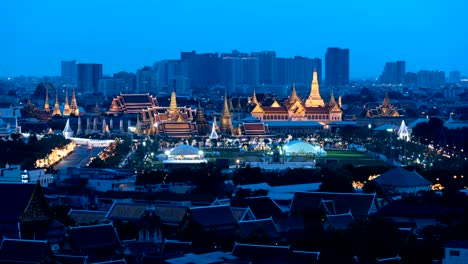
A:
[[251, 51, 276, 85], [77, 63, 103, 94], [98, 77, 126, 98], [325, 47, 349, 87], [61, 60, 78, 84], [448, 71, 461, 84], [417, 70, 445, 89], [180, 51, 219, 90], [136, 66, 157, 94], [379, 61, 406, 84], [154, 60, 190, 95], [220, 51, 259, 94], [113, 71, 136, 93]]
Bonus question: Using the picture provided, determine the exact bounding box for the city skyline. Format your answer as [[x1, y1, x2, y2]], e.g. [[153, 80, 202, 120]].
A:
[[2, 0, 467, 78]]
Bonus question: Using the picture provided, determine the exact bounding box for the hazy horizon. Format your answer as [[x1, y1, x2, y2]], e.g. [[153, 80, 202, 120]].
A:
[[2, 0, 467, 78]]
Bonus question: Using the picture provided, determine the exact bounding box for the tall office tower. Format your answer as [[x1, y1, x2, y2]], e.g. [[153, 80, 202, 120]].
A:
[[220, 50, 259, 94], [136, 66, 157, 94], [405, 72, 418, 86], [293, 56, 322, 86], [61, 60, 78, 84], [325, 47, 349, 87], [275, 57, 295, 85], [417, 70, 446, 89], [154, 60, 190, 95], [251, 51, 276, 85], [98, 77, 126, 98], [180, 51, 220, 90], [449, 71, 461, 84], [379, 61, 406, 84], [77, 63, 103, 94], [113, 71, 137, 93]]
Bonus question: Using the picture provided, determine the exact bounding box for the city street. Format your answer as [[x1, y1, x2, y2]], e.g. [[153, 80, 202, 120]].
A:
[[54, 145, 104, 170]]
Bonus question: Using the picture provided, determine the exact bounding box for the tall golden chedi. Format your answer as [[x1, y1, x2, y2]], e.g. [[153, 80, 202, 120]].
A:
[[70, 88, 80, 116], [305, 69, 325, 107], [63, 88, 71, 116], [168, 88, 179, 120], [52, 89, 62, 116], [219, 91, 233, 135], [44, 85, 50, 112]]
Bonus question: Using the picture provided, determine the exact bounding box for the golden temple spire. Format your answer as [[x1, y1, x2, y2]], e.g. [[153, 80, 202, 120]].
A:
[[169, 88, 178, 115], [52, 89, 62, 116], [220, 90, 233, 135], [63, 87, 71, 116], [252, 88, 259, 105], [329, 88, 337, 107], [305, 69, 325, 107], [44, 85, 50, 112], [70, 87, 79, 116]]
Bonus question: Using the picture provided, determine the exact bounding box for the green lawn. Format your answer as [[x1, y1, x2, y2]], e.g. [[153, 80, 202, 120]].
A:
[[325, 150, 373, 159], [319, 150, 386, 166]]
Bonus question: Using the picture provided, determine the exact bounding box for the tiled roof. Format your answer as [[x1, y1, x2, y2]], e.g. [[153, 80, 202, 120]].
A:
[[189, 205, 237, 228], [165, 251, 238, 264], [55, 254, 88, 264], [290, 192, 377, 217], [161, 240, 192, 257], [231, 196, 285, 220], [326, 213, 355, 230], [373, 167, 431, 188], [69, 223, 121, 249], [68, 209, 107, 225], [106, 201, 188, 224], [0, 238, 52, 263], [239, 218, 280, 238], [231, 207, 255, 222], [232, 243, 290, 260]]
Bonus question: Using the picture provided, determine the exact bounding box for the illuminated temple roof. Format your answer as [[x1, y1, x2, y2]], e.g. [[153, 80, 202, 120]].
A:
[[107, 94, 159, 115]]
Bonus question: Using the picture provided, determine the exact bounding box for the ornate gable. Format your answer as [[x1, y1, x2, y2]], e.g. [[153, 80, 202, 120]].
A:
[[21, 183, 53, 222]]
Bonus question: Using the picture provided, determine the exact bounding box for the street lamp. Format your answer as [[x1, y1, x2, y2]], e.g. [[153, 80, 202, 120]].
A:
[[368, 124, 372, 138]]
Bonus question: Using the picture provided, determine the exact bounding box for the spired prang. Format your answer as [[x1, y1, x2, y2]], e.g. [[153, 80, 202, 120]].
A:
[[52, 89, 62, 116], [63, 88, 71, 116], [305, 69, 325, 107], [219, 91, 233, 135], [195, 100, 210, 136], [44, 85, 50, 112]]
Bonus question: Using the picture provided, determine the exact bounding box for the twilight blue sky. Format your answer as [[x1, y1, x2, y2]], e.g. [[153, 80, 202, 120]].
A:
[[1, 0, 467, 78]]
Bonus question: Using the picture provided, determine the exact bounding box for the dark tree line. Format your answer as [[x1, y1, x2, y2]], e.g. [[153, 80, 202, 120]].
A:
[[0, 134, 70, 170]]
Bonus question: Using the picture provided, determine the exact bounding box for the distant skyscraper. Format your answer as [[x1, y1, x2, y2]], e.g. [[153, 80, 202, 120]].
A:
[[77, 63, 103, 94], [417, 70, 445, 89], [154, 60, 190, 95], [220, 51, 259, 94], [325, 47, 349, 87], [180, 51, 219, 90], [136, 66, 157, 94], [379, 61, 406, 84], [99, 77, 126, 98], [251, 51, 276, 85], [448, 71, 461, 84], [113, 71, 136, 93], [293, 56, 322, 86], [61, 60, 77, 84]]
